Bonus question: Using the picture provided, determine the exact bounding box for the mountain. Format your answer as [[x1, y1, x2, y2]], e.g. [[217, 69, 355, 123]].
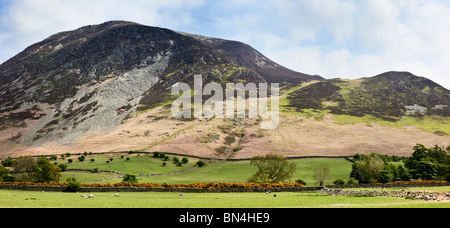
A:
[[0, 21, 448, 158], [0, 21, 321, 149], [286, 71, 450, 119]]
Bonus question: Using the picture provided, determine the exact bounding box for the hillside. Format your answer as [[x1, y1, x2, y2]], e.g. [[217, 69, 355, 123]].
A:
[[286, 71, 450, 119], [0, 21, 448, 159]]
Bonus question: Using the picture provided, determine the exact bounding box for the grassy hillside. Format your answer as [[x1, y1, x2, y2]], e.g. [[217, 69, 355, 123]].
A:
[[61, 153, 352, 186], [280, 73, 450, 136]]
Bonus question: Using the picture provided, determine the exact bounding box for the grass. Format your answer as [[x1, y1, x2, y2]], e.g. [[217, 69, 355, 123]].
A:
[[61, 154, 352, 185], [334, 114, 450, 135], [65, 154, 196, 175], [1, 190, 449, 208], [2, 155, 449, 208]]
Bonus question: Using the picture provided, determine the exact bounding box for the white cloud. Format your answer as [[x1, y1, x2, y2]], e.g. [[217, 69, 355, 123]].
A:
[[0, 0, 204, 63], [258, 0, 450, 89]]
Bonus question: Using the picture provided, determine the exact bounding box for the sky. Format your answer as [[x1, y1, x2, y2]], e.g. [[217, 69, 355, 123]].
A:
[[0, 0, 449, 89]]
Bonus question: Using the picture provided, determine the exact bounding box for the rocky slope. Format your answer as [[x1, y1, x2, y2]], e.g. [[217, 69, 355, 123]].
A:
[[0, 21, 448, 158]]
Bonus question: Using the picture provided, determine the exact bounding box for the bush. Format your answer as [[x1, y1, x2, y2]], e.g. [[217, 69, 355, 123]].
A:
[[58, 164, 67, 172], [63, 177, 81, 192], [122, 174, 138, 185], [295, 179, 307, 186], [1, 157, 14, 167], [196, 161, 206, 167], [153, 152, 160, 158], [333, 179, 346, 186], [378, 170, 394, 183], [182, 157, 189, 164], [346, 178, 359, 185], [78, 156, 85, 162]]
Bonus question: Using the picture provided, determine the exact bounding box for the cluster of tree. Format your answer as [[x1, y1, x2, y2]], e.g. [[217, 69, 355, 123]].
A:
[[0, 156, 62, 183], [351, 144, 450, 184]]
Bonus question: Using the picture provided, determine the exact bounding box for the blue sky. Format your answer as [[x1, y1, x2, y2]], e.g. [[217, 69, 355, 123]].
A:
[[0, 0, 449, 89]]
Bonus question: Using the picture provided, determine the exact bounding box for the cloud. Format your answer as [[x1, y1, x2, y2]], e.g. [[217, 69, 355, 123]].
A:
[[257, 0, 450, 89], [0, 0, 204, 63]]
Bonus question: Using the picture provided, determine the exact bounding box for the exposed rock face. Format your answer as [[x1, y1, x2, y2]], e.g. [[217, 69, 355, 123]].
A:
[[0, 21, 321, 149]]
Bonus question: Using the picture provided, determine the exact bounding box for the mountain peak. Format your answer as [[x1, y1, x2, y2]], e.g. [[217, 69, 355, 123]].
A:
[[0, 21, 321, 150]]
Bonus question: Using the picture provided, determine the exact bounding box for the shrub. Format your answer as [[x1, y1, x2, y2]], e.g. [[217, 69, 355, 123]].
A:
[[182, 157, 189, 164], [196, 161, 206, 167], [63, 177, 81, 192], [1, 157, 14, 167], [153, 152, 160, 158], [122, 174, 138, 185], [295, 179, 307, 186], [78, 156, 85, 162], [49, 155, 57, 161], [333, 179, 346, 186], [58, 164, 67, 172], [68, 159, 73, 164], [378, 170, 394, 183], [346, 178, 359, 185]]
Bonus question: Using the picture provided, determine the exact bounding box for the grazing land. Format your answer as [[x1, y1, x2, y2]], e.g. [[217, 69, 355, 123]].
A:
[[1, 187, 450, 208], [59, 153, 352, 186]]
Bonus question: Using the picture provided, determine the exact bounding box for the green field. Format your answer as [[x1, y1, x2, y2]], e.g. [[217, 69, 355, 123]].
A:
[[60, 153, 352, 185], [3, 153, 450, 208], [1, 188, 450, 208]]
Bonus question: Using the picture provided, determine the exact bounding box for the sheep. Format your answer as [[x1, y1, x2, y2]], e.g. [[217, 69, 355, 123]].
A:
[[273, 194, 278, 197], [81, 195, 87, 198], [114, 193, 120, 197], [87, 194, 95, 199], [179, 194, 183, 197]]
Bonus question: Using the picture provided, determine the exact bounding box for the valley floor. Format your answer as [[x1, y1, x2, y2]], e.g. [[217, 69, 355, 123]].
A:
[[1, 188, 449, 208]]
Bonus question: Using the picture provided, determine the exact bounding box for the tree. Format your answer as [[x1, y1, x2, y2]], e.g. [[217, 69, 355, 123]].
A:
[[404, 144, 449, 180], [122, 174, 138, 185], [313, 166, 331, 186], [32, 158, 62, 183], [1, 157, 14, 167], [0, 165, 9, 181], [12, 156, 36, 181], [414, 161, 438, 180], [248, 154, 297, 183], [377, 170, 394, 183], [350, 155, 384, 184]]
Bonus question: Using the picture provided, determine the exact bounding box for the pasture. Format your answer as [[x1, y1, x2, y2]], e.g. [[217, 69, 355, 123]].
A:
[[60, 153, 352, 185], [1, 187, 450, 208]]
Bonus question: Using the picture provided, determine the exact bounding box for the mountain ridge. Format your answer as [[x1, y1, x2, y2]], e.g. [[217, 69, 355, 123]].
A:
[[0, 21, 448, 158]]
